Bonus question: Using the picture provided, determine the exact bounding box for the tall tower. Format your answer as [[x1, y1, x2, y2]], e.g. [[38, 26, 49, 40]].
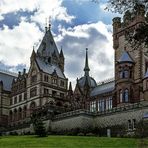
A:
[[113, 4, 147, 105]]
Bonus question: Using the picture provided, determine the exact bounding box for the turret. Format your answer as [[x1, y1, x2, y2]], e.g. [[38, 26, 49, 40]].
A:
[[30, 48, 36, 64], [68, 82, 73, 96], [59, 47, 65, 72], [115, 50, 135, 106], [112, 17, 121, 49], [112, 17, 121, 34]]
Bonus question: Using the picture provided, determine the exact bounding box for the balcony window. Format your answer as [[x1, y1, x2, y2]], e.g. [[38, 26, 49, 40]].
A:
[[90, 101, 96, 112]]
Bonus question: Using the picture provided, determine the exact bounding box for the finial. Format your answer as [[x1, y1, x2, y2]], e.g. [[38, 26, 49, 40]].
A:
[[86, 48, 88, 51], [49, 16, 52, 29]]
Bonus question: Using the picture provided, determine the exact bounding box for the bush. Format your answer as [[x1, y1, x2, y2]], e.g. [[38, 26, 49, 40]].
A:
[[77, 133, 84, 136], [86, 133, 95, 136], [31, 114, 47, 137]]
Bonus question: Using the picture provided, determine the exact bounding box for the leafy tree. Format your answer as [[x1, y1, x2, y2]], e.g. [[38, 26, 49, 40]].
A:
[[93, 0, 148, 49], [106, 0, 148, 48], [31, 114, 47, 137]]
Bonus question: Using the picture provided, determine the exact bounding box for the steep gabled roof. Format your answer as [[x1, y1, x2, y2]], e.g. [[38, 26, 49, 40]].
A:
[[37, 28, 59, 58], [0, 69, 17, 91], [118, 51, 134, 63], [36, 57, 65, 79]]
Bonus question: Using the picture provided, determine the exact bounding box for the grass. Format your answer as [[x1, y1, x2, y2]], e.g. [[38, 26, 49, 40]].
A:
[[0, 135, 147, 148]]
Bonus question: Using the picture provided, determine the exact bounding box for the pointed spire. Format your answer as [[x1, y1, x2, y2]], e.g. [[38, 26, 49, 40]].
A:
[[69, 82, 72, 91], [31, 47, 36, 60], [84, 48, 90, 76], [60, 47, 64, 58]]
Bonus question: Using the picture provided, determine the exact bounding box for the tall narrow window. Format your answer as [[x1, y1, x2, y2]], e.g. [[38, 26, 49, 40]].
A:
[[124, 70, 129, 78], [128, 120, 132, 130], [124, 89, 129, 102], [133, 119, 136, 129], [120, 90, 123, 103], [90, 101, 96, 112]]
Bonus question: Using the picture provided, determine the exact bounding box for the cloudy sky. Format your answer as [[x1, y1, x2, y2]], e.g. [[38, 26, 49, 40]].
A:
[[0, 0, 119, 87]]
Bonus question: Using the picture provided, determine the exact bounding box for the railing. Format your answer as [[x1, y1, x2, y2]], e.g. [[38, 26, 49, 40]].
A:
[[53, 102, 146, 120], [53, 109, 95, 120]]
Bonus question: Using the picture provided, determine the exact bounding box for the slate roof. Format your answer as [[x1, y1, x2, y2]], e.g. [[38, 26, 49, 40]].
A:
[[0, 69, 17, 91], [37, 28, 59, 58], [78, 76, 97, 89], [144, 69, 148, 79], [36, 57, 65, 79], [118, 51, 134, 63], [90, 79, 115, 97]]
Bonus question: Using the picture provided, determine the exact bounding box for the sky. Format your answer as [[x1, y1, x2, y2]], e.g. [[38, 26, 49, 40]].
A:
[[0, 0, 119, 88]]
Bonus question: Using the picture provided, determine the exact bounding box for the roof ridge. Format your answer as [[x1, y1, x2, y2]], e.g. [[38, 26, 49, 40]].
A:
[[97, 77, 115, 85], [0, 69, 18, 77]]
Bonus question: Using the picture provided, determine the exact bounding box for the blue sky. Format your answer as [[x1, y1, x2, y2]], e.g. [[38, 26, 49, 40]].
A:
[[0, 0, 119, 87]]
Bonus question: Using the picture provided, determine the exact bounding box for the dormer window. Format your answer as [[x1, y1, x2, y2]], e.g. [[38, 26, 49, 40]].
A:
[[52, 78, 57, 84]]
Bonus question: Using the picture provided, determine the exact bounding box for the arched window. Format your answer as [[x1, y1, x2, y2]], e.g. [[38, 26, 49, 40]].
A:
[[124, 70, 129, 78], [18, 108, 22, 120], [14, 109, 17, 121], [9, 110, 13, 122], [124, 89, 129, 102], [23, 106, 27, 119], [120, 90, 123, 103]]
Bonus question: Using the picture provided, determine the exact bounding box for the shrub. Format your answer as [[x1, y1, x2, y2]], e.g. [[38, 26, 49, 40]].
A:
[[31, 114, 47, 137], [77, 133, 84, 136], [86, 133, 95, 136]]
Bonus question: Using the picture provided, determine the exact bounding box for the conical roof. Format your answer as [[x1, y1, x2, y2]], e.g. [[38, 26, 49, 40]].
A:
[[118, 51, 134, 63]]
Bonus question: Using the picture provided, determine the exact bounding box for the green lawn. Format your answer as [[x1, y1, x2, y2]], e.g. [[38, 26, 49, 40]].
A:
[[0, 135, 147, 148]]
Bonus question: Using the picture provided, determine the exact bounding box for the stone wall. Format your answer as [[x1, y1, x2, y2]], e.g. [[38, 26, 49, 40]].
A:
[[4, 102, 148, 135]]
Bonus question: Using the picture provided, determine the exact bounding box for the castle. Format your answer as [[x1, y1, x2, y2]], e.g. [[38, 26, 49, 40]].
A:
[[0, 5, 148, 135]]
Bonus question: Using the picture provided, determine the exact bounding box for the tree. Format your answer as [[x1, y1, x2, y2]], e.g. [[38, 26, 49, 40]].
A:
[[31, 113, 47, 137], [107, 0, 148, 49], [93, 0, 148, 49]]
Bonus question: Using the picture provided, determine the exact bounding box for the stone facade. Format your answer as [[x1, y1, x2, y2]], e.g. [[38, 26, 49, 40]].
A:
[[1, 6, 148, 135]]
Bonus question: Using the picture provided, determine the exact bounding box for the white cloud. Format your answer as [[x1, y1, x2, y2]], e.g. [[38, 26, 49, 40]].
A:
[[0, 0, 75, 28], [0, 21, 43, 66], [0, 0, 114, 89], [55, 21, 114, 87]]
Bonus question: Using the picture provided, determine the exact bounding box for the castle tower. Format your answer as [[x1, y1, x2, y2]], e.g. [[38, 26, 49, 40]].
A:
[[113, 4, 147, 104]]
